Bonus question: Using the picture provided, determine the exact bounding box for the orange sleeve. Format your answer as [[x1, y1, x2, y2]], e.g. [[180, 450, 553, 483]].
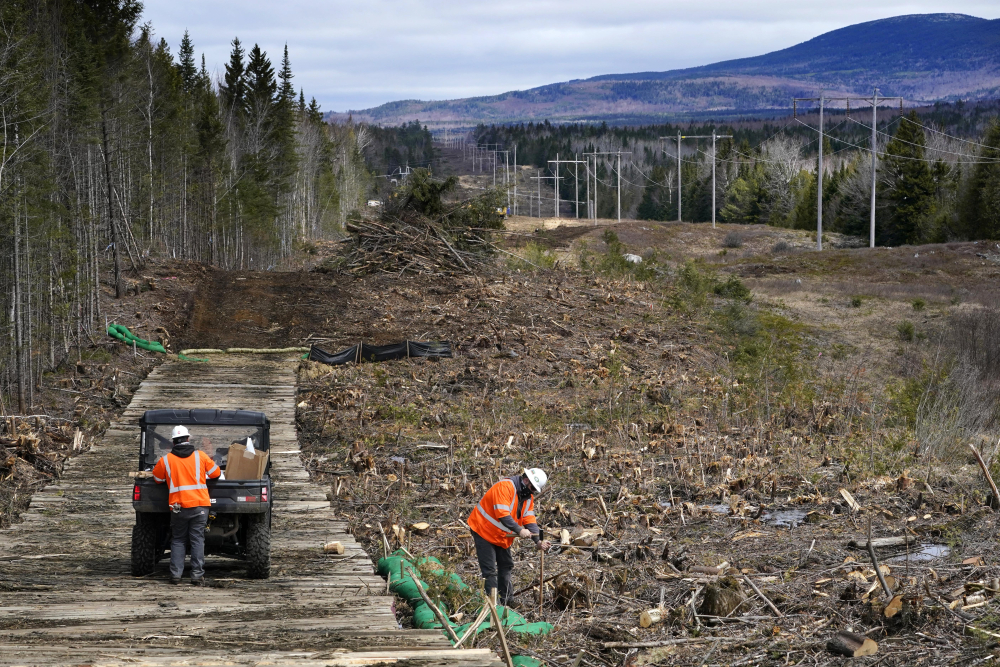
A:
[[203, 454, 222, 479], [151, 457, 167, 484], [521, 496, 538, 526]]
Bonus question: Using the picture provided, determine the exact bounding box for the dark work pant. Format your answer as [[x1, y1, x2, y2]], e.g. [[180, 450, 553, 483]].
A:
[[170, 506, 208, 580], [472, 529, 514, 603]]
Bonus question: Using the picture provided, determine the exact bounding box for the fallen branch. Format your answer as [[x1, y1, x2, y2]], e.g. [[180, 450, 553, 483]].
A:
[[405, 566, 461, 645], [866, 518, 893, 598], [453, 604, 490, 648], [602, 637, 741, 649], [969, 442, 1000, 510], [742, 576, 783, 618]]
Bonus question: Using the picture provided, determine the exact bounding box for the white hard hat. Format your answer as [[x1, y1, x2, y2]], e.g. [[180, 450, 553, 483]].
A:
[[524, 468, 547, 493], [171, 425, 190, 441]]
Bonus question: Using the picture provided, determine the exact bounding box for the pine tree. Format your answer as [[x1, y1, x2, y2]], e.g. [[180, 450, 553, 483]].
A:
[[278, 45, 294, 105], [960, 120, 1000, 239], [245, 44, 276, 107], [178, 30, 197, 93], [221, 37, 245, 111], [878, 111, 935, 245], [307, 97, 323, 124]]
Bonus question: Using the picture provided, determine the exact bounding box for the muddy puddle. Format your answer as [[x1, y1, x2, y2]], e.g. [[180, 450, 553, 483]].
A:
[[887, 543, 950, 563], [762, 509, 809, 528]]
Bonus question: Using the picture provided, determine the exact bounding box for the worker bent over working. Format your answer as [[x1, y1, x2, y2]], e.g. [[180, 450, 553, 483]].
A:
[[468, 468, 551, 604], [151, 425, 222, 585]]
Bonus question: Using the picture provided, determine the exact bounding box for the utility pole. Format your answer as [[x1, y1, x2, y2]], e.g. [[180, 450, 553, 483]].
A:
[[513, 144, 517, 216], [575, 153, 579, 218], [555, 154, 559, 217], [709, 131, 733, 227], [794, 92, 900, 249], [870, 89, 878, 248], [616, 151, 621, 222], [537, 168, 540, 217], [584, 151, 628, 222], [792, 93, 825, 250], [818, 94, 823, 251], [531, 171, 557, 218], [550, 155, 587, 219], [677, 133, 681, 222], [660, 133, 730, 225]]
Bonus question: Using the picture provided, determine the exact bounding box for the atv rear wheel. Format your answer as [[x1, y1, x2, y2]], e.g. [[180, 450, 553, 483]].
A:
[[246, 511, 271, 579], [131, 514, 158, 576]]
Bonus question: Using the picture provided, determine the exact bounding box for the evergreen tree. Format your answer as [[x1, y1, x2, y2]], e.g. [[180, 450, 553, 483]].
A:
[[278, 44, 294, 104], [878, 112, 935, 245], [960, 120, 1000, 239], [636, 165, 669, 221], [245, 44, 276, 108], [178, 30, 197, 93], [221, 37, 245, 111]]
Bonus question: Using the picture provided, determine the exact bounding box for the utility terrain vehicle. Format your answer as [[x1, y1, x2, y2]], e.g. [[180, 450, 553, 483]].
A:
[[130, 409, 272, 578]]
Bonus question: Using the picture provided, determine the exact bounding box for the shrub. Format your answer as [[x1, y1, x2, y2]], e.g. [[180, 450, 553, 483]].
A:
[[713, 275, 752, 302], [581, 230, 657, 280], [510, 242, 557, 270], [723, 232, 744, 248], [897, 320, 915, 342], [850, 296, 863, 308], [912, 298, 926, 311], [772, 240, 791, 253]]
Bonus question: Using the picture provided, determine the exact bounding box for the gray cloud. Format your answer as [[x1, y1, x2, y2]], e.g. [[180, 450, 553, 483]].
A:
[[139, 1, 1000, 112]]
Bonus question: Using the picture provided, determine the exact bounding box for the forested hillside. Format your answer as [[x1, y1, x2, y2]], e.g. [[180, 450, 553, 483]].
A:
[[339, 13, 1000, 126], [478, 99, 1000, 244], [0, 0, 373, 414]]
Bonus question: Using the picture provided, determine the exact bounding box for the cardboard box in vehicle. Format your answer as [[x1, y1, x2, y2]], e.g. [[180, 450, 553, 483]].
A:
[[226, 443, 268, 480]]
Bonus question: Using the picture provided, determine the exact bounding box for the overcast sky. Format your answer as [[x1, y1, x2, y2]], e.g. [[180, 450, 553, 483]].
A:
[[139, 1, 1000, 113]]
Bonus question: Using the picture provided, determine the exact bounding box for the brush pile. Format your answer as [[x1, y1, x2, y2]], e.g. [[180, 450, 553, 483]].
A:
[[334, 168, 506, 276], [342, 215, 489, 276], [0, 420, 82, 528]]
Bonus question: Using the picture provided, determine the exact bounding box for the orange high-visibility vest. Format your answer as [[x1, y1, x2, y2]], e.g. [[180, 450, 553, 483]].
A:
[[468, 478, 537, 549], [152, 450, 221, 508]]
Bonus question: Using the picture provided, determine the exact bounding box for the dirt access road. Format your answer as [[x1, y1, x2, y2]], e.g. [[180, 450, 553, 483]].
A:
[[0, 355, 498, 667]]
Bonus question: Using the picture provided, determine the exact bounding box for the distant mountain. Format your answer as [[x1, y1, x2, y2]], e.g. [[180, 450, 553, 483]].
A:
[[330, 14, 1000, 127]]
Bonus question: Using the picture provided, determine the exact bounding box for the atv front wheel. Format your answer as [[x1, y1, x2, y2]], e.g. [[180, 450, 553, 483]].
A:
[[131, 514, 158, 576], [246, 511, 271, 579]]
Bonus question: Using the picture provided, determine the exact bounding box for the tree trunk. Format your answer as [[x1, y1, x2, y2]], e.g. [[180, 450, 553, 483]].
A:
[[101, 113, 123, 299]]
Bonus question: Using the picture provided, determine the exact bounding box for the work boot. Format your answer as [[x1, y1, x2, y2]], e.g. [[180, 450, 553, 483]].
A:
[[190, 577, 205, 587], [170, 577, 181, 585]]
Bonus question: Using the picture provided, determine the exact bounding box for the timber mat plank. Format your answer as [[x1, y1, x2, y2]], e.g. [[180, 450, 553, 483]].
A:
[[0, 357, 499, 667]]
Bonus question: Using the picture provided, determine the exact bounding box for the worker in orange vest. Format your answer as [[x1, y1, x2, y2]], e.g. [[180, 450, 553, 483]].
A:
[[468, 468, 551, 604], [151, 425, 222, 585]]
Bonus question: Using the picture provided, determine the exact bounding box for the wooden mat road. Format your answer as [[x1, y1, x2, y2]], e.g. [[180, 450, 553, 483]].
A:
[[0, 356, 500, 667]]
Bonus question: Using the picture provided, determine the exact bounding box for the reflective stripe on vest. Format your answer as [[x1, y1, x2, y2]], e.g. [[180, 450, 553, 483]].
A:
[[476, 503, 515, 535], [165, 451, 208, 493]]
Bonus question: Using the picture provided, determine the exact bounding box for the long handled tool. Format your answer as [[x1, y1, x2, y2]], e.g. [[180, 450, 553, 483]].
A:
[[538, 547, 545, 617]]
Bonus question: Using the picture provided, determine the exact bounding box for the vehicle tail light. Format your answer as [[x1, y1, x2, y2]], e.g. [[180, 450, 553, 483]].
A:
[[261, 485, 268, 503], [133, 484, 141, 501]]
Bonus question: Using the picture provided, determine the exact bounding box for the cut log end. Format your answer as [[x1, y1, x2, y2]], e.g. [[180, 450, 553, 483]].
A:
[[639, 608, 664, 628], [827, 630, 878, 657], [323, 541, 345, 554]]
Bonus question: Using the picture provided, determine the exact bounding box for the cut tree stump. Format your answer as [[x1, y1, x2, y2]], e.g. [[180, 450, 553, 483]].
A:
[[639, 608, 664, 628], [827, 630, 878, 657]]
